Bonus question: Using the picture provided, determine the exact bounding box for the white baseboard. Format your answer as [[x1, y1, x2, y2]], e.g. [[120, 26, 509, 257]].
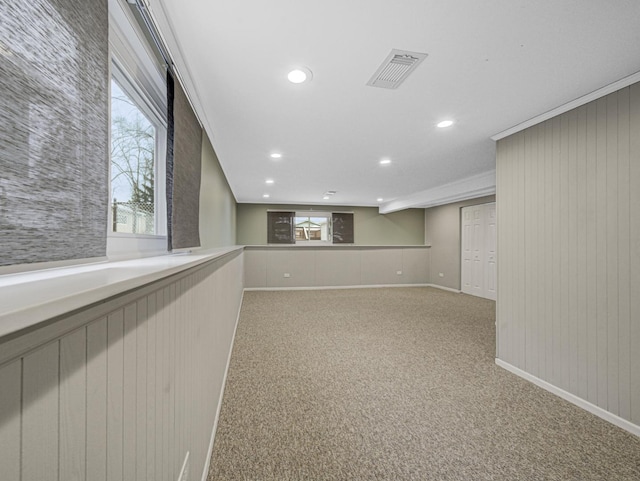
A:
[[200, 289, 245, 481], [495, 358, 640, 438], [425, 283, 461, 294], [244, 283, 431, 292]]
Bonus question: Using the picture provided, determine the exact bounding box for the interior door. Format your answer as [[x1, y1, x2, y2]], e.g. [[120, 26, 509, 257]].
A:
[[461, 202, 496, 300], [461, 208, 474, 293], [484, 203, 497, 301]]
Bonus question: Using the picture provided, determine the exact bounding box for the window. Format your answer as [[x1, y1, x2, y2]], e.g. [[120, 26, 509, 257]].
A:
[[295, 214, 331, 242], [267, 211, 354, 244], [107, 0, 168, 257], [110, 77, 157, 234]]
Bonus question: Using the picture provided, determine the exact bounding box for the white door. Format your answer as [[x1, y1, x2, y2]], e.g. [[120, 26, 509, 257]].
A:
[[461, 208, 475, 293], [484, 204, 497, 300], [461, 202, 496, 300]]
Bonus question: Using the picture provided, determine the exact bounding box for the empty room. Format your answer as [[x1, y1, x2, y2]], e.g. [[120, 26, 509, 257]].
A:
[[1, 1, 639, 480]]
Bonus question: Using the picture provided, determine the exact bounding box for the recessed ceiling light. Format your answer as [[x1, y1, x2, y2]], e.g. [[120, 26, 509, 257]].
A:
[[437, 120, 454, 128], [287, 67, 312, 84], [377, 198, 384, 202], [379, 159, 391, 165], [263, 194, 270, 198], [323, 196, 330, 200], [265, 179, 274, 184], [270, 153, 282, 159]]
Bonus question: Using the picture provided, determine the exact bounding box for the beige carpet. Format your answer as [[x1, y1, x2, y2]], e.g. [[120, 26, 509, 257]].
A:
[[208, 287, 640, 480]]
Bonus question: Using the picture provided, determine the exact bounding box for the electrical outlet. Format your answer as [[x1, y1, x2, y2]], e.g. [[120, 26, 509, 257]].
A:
[[283, 273, 291, 278], [396, 270, 403, 275], [178, 452, 190, 481], [438, 272, 444, 278]]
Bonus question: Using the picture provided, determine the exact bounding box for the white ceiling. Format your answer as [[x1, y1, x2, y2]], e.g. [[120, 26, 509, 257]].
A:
[[150, 0, 640, 211]]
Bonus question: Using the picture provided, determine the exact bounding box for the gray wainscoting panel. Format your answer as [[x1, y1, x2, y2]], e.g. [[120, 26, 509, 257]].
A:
[[360, 248, 404, 285], [315, 248, 363, 287], [244, 246, 430, 289], [244, 248, 267, 288], [266, 248, 317, 287], [402, 247, 430, 284]]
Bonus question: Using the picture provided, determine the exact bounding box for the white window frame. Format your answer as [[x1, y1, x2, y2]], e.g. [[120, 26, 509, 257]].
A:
[[294, 211, 332, 245], [107, 0, 168, 259]]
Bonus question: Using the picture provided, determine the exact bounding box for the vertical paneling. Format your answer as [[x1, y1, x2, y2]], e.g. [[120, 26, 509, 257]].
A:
[[585, 101, 599, 405], [0, 252, 244, 481], [517, 131, 527, 369], [86, 318, 108, 481], [617, 86, 631, 421], [606, 93, 619, 415], [166, 285, 175, 481], [22, 342, 59, 481], [0, 360, 21, 481], [146, 292, 158, 481], [536, 123, 547, 379], [123, 304, 137, 481], [497, 83, 640, 428], [158, 286, 169, 481], [551, 115, 562, 386], [174, 278, 184, 480], [544, 119, 554, 380], [60, 328, 87, 480], [630, 82, 640, 425], [496, 138, 510, 360], [136, 298, 148, 481], [559, 113, 570, 389], [595, 96, 608, 409], [575, 105, 589, 400], [524, 126, 536, 374], [107, 310, 125, 481], [567, 108, 578, 394]]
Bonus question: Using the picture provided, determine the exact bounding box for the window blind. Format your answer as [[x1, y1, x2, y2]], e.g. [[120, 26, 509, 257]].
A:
[[0, 0, 109, 266], [267, 212, 295, 244], [166, 70, 202, 250], [332, 212, 354, 244]]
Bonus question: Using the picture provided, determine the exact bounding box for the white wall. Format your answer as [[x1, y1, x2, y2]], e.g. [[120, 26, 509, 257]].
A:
[[244, 246, 430, 289], [0, 251, 244, 481], [496, 82, 640, 430]]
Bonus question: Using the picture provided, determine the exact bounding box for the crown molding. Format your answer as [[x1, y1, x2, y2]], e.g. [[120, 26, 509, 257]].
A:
[[491, 70, 640, 141]]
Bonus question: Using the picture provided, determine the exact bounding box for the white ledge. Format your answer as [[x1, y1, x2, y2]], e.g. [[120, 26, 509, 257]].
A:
[[244, 244, 429, 249], [0, 246, 243, 340]]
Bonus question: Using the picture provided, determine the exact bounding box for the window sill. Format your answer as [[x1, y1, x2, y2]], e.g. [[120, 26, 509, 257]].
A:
[[108, 232, 167, 239], [0, 246, 243, 340], [252, 244, 429, 249]]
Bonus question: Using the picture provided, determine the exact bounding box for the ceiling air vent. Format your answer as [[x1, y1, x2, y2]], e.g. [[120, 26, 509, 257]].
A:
[[366, 49, 428, 89]]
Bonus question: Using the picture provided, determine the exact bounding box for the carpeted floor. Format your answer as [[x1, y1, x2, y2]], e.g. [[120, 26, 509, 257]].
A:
[[208, 287, 640, 480]]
